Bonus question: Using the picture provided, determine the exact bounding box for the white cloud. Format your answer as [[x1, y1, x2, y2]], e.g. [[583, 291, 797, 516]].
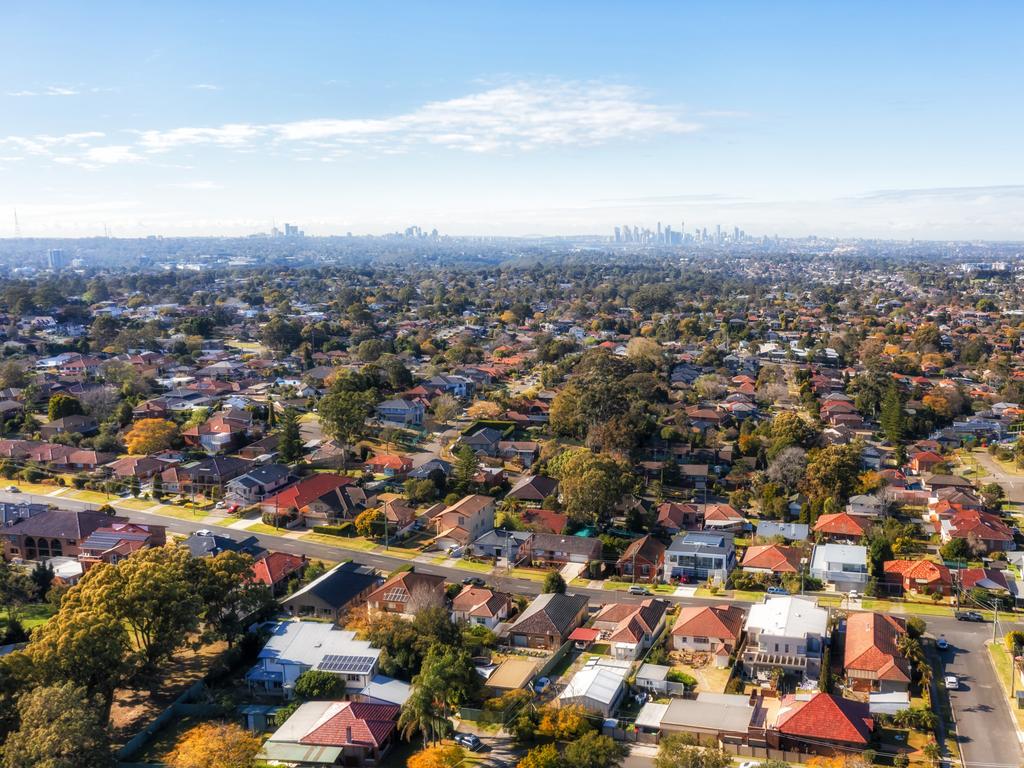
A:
[[3, 79, 699, 166], [167, 180, 222, 189], [5, 85, 80, 97], [190, 83, 222, 91]]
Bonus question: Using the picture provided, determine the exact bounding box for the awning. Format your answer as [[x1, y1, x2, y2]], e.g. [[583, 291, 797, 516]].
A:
[[259, 742, 343, 764], [569, 628, 600, 642]]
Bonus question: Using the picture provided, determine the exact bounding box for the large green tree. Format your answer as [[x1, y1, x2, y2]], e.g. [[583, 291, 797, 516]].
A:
[[1, 682, 113, 768], [880, 382, 905, 445], [318, 389, 377, 465], [277, 407, 303, 463], [547, 448, 634, 525]]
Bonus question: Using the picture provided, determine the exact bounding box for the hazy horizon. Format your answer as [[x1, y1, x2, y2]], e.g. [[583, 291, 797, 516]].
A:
[[2, 2, 1023, 240]]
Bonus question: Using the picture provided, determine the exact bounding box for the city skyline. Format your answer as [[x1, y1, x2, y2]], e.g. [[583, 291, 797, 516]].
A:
[[2, 2, 1023, 240]]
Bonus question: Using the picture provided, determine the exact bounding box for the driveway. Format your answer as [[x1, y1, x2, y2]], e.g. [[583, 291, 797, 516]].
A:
[[932, 615, 1024, 768]]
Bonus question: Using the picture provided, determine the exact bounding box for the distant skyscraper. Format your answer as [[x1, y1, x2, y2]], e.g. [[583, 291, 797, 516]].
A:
[[614, 226, 621, 242], [47, 248, 65, 270]]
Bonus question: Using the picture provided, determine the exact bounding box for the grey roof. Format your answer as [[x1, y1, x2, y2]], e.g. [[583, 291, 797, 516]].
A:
[[755, 521, 809, 541], [183, 532, 266, 558], [662, 693, 755, 733], [529, 532, 603, 558], [5, 508, 125, 540], [667, 531, 734, 555], [281, 561, 381, 611], [509, 592, 588, 637]]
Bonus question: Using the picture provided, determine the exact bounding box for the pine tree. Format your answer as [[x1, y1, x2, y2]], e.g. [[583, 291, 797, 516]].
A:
[[880, 382, 904, 445], [453, 445, 478, 494], [278, 407, 302, 463]]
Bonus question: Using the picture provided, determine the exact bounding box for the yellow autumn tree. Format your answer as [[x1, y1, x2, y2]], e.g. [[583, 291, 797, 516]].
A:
[[537, 703, 591, 740], [467, 400, 502, 419], [125, 418, 179, 455], [164, 722, 261, 768], [407, 744, 465, 768]]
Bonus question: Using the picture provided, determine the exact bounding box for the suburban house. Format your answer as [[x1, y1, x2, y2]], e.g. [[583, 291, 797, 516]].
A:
[[105, 455, 167, 481], [519, 532, 603, 567], [181, 409, 252, 453], [430, 494, 496, 550], [655, 501, 704, 534], [742, 596, 829, 680], [558, 658, 631, 716], [183, 532, 266, 559], [365, 570, 446, 619], [664, 532, 736, 585], [506, 592, 589, 649], [363, 454, 413, 478], [260, 701, 400, 767], [160, 455, 251, 496], [375, 398, 425, 427], [505, 474, 559, 507], [701, 503, 747, 532], [450, 585, 514, 629], [246, 621, 380, 699], [251, 552, 307, 595], [615, 535, 666, 583], [882, 559, 953, 597], [589, 599, 669, 660], [910, 450, 945, 474], [225, 464, 293, 505], [467, 528, 533, 561], [259, 474, 359, 525], [813, 512, 870, 542], [77, 522, 167, 568], [2, 508, 128, 561], [281, 562, 382, 622], [638, 692, 769, 746], [940, 509, 1015, 552], [846, 494, 885, 518], [39, 414, 98, 438], [740, 544, 804, 576], [670, 604, 746, 667], [770, 693, 874, 754], [519, 508, 568, 534], [843, 612, 911, 693], [809, 543, 869, 592]]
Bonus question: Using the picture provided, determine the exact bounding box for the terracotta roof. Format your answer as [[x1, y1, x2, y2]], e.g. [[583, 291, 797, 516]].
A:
[[843, 612, 911, 683], [883, 559, 950, 585], [813, 512, 868, 537], [671, 604, 745, 642], [366, 570, 445, 607], [451, 585, 513, 618], [300, 701, 399, 748], [251, 552, 305, 587], [740, 544, 803, 573], [775, 692, 874, 745], [263, 473, 355, 511]]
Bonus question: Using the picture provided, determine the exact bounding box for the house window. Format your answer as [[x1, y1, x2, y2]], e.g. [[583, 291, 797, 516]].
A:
[[694, 636, 708, 643]]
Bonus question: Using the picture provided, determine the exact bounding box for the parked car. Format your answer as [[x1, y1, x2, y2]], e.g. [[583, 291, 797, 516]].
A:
[[945, 674, 958, 690], [195, 529, 213, 537], [462, 576, 485, 587], [848, 589, 860, 601], [955, 610, 984, 622], [628, 585, 652, 595], [533, 676, 550, 694], [936, 635, 949, 651], [454, 734, 483, 751], [5, 486, 19, 493], [766, 586, 789, 595]]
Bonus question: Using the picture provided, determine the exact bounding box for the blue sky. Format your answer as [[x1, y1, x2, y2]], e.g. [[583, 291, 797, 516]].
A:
[[2, 1, 1023, 238]]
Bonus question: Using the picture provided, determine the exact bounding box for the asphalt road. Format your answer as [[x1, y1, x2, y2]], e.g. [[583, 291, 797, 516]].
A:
[[932, 615, 1024, 768], [5, 489, 1023, 766], [965, 450, 1024, 504]]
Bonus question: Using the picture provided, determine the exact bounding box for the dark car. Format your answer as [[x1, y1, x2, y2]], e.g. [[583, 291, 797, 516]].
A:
[[454, 734, 483, 751], [462, 576, 485, 587], [955, 610, 985, 622]]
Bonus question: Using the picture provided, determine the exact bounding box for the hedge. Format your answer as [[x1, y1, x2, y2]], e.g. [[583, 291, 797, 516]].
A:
[[311, 523, 355, 537]]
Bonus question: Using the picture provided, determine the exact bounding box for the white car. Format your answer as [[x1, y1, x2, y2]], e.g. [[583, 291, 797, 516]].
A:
[[195, 529, 213, 537], [6, 485, 20, 493], [945, 674, 958, 690]]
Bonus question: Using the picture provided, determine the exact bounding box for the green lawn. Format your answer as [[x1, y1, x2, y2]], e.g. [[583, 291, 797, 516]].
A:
[[246, 522, 289, 535], [300, 533, 378, 550], [509, 567, 551, 582], [68, 489, 118, 504], [1, 603, 56, 629], [145, 504, 212, 521], [113, 497, 159, 510], [988, 643, 1024, 729], [454, 559, 493, 574], [861, 598, 956, 617]]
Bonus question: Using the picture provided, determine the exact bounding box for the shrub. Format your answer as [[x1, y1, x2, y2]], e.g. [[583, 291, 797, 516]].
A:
[[665, 669, 697, 687], [311, 523, 355, 537]]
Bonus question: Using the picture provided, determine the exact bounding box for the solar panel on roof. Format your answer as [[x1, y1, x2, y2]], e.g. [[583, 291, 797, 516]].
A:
[[316, 654, 376, 675], [381, 588, 408, 602]]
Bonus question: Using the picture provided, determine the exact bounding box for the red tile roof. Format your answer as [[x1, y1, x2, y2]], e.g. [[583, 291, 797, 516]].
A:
[[813, 512, 868, 537], [741, 544, 803, 574], [263, 473, 354, 511], [671, 604, 745, 642], [775, 692, 874, 745], [251, 552, 305, 587], [300, 702, 399, 748], [843, 612, 911, 683]]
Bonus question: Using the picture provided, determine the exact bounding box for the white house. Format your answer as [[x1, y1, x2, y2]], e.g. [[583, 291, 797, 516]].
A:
[[375, 398, 425, 427], [246, 621, 380, 699], [558, 658, 630, 716], [742, 596, 829, 681], [810, 543, 869, 592]]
